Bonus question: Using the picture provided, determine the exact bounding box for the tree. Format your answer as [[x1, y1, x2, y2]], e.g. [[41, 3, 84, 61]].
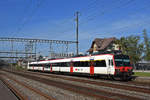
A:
[[143, 29, 150, 61], [115, 37, 128, 54], [126, 36, 143, 64], [116, 35, 143, 65]]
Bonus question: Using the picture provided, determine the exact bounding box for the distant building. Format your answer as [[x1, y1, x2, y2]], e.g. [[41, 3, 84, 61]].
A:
[[17, 59, 28, 68], [87, 37, 120, 54], [136, 61, 150, 70]]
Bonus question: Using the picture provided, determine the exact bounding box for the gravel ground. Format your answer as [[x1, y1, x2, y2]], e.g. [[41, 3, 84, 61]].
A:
[[134, 76, 150, 83], [29, 72, 150, 100], [2, 76, 47, 100], [23, 71, 150, 100], [0, 80, 18, 100], [1, 71, 97, 100], [1, 70, 150, 100], [28, 71, 150, 89]]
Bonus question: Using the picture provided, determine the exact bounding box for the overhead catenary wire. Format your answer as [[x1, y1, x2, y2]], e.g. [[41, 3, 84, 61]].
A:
[[58, 0, 134, 35], [10, 0, 33, 37], [10, 0, 149, 41], [62, 0, 149, 43], [15, 0, 45, 35], [93, 17, 150, 38], [79, 0, 135, 26], [79, 0, 122, 21], [54, 0, 101, 27], [89, 1, 150, 37], [56, 0, 118, 34]]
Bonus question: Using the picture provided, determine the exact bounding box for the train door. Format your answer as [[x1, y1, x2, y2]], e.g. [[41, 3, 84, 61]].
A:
[[90, 61, 94, 75], [108, 59, 114, 75], [42, 64, 44, 71], [50, 64, 52, 72], [70, 62, 73, 73]]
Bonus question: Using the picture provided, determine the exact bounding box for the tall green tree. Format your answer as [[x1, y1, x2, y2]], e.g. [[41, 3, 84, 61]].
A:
[[116, 35, 143, 64], [143, 29, 150, 61]]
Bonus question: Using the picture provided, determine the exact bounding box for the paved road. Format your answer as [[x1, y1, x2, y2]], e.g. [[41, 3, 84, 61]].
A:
[[0, 80, 18, 100]]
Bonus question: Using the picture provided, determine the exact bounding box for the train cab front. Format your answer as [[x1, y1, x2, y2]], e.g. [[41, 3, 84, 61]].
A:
[[114, 55, 134, 80]]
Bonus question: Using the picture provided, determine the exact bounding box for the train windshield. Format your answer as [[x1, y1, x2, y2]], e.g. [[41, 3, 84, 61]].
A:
[[114, 55, 131, 67]]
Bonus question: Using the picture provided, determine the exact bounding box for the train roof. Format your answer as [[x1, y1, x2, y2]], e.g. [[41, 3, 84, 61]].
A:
[[29, 54, 115, 64]]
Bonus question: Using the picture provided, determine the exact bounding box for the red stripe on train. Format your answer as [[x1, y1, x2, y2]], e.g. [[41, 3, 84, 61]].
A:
[[50, 64, 53, 72], [115, 66, 132, 72], [70, 62, 73, 73], [90, 61, 94, 75], [70, 67, 73, 73]]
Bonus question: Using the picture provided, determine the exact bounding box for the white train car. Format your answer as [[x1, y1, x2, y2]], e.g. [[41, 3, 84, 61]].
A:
[[28, 54, 133, 80]]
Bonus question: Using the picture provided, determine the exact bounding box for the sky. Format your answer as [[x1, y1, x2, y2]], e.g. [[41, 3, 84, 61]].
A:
[[0, 0, 150, 54]]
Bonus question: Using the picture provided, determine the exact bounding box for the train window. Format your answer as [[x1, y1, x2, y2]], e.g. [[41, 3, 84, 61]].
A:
[[60, 62, 64, 67], [29, 64, 31, 66], [32, 64, 36, 66], [54, 63, 59, 66], [73, 61, 89, 67], [80, 62, 84, 67], [45, 64, 50, 68], [60, 62, 67, 67], [52, 62, 70, 67], [73, 61, 80, 67], [73, 62, 78, 66], [62, 62, 66, 67], [47, 64, 51, 67], [64, 62, 67, 66], [41, 64, 44, 67], [38, 64, 42, 67], [109, 60, 114, 66], [66, 62, 70, 67], [84, 61, 89, 67], [55, 63, 57, 66], [111, 60, 114, 66], [36, 64, 39, 67], [57, 63, 60, 66], [94, 60, 106, 67], [52, 63, 56, 66]]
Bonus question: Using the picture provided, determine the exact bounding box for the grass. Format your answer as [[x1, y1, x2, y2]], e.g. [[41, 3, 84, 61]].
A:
[[134, 72, 150, 77], [15, 65, 26, 70]]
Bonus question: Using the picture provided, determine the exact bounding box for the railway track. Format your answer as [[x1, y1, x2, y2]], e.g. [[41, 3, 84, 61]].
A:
[[127, 80, 150, 87], [0, 75, 26, 100], [2, 69, 146, 100], [24, 70, 150, 94], [0, 72, 56, 100]]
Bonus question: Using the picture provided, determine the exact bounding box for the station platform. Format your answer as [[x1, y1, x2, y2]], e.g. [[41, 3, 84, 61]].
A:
[[0, 80, 18, 100]]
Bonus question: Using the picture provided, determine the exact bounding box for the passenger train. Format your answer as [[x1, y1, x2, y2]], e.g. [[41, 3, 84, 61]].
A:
[[28, 54, 134, 80]]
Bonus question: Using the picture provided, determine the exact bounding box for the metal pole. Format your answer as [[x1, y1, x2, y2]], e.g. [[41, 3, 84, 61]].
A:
[[49, 42, 52, 58], [75, 11, 79, 55], [34, 42, 37, 60], [11, 40, 14, 69]]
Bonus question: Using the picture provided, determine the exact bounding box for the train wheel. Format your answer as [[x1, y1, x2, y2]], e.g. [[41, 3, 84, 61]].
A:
[[109, 75, 116, 81], [120, 75, 131, 81]]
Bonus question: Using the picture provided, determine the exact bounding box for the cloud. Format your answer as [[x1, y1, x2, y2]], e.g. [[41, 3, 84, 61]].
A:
[[89, 14, 150, 38], [12, 12, 150, 53]]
